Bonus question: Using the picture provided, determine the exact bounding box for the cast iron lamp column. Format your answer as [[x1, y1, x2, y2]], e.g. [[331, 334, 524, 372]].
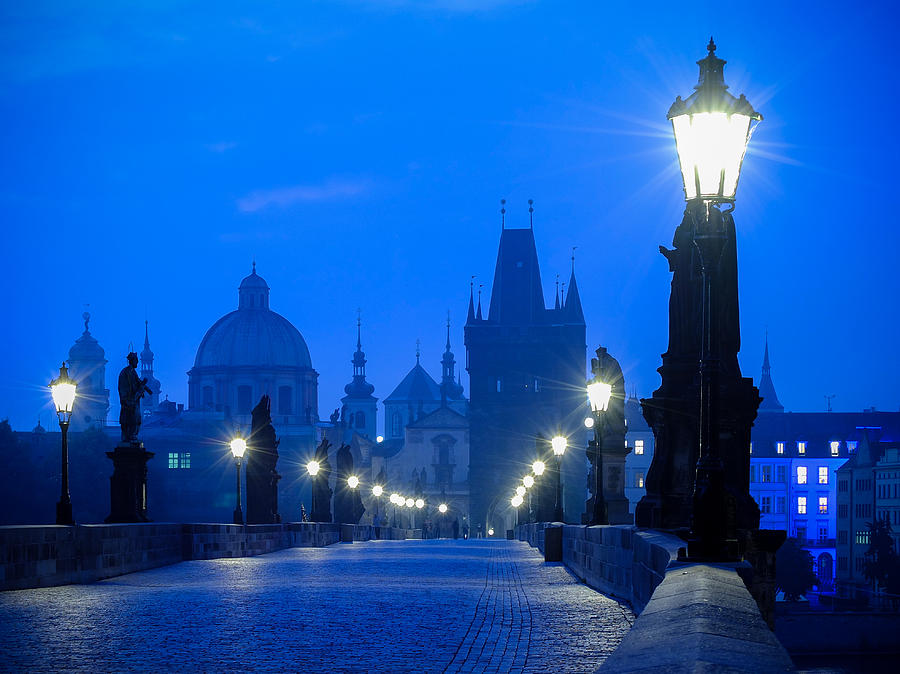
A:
[[306, 459, 321, 522], [50, 363, 77, 526], [587, 380, 613, 525], [230, 436, 247, 525], [550, 435, 567, 522], [531, 460, 546, 522], [668, 38, 761, 560]]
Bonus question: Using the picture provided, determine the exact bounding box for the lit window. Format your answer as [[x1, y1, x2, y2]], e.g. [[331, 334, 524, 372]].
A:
[[798, 496, 807, 515], [847, 441, 858, 453], [797, 466, 807, 484], [818, 467, 828, 485], [168, 453, 179, 469], [761, 465, 772, 483], [180, 453, 191, 469], [634, 440, 644, 455], [776, 442, 785, 454], [749, 442, 753, 455], [636, 472, 644, 488], [798, 441, 806, 455], [818, 497, 828, 514], [760, 496, 771, 514], [830, 441, 840, 456]]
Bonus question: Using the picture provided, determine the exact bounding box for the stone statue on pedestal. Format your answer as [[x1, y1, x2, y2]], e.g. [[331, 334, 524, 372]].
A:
[[334, 443, 365, 525], [117, 352, 152, 444], [311, 437, 333, 523], [247, 395, 282, 524]]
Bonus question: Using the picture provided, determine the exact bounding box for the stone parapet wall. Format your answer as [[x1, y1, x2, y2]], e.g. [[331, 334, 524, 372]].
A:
[[0, 522, 415, 591]]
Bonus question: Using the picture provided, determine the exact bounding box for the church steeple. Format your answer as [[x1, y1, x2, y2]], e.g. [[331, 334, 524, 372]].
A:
[[140, 320, 154, 375], [139, 320, 161, 414], [757, 333, 784, 413], [467, 278, 476, 324], [344, 311, 375, 399], [441, 312, 465, 402], [342, 311, 377, 440]]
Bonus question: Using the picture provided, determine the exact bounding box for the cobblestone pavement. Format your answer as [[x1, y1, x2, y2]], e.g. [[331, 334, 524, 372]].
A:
[[0, 539, 634, 673]]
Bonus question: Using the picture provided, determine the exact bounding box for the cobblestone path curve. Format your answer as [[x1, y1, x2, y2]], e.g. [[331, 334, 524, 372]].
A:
[[0, 539, 633, 673]]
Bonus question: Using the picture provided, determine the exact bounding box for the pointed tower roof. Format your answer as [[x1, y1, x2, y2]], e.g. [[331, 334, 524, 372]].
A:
[[140, 320, 154, 368], [476, 285, 484, 321], [487, 227, 545, 325], [758, 335, 784, 413], [385, 360, 442, 403], [441, 313, 465, 401], [466, 279, 476, 324], [563, 252, 585, 325], [343, 311, 376, 400]]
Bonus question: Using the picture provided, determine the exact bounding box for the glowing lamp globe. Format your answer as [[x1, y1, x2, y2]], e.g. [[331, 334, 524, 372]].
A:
[[376, 435, 384, 443], [347, 475, 360, 489], [372, 485, 384, 497], [390, 493, 400, 504], [584, 417, 594, 429], [587, 381, 613, 413], [515, 485, 526, 497], [415, 498, 424, 509], [511, 494, 523, 508], [532, 460, 546, 476], [523, 475, 535, 489], [488, 528, 494, 536], [405, 498, 414, 508], [551, 435, 567, 457], [306, 460, 320, 476], [49, 363, 77, 424], [668, 39, 761, 203], [438, 503, 448, 514], [230, 437, 247, 460]]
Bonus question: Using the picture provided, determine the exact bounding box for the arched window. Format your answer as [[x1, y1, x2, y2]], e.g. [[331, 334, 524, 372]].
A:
[[356, 411, 365, 429]]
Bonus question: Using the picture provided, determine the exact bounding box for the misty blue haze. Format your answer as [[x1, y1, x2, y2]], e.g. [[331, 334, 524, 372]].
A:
[[2, 1, 898, 430]]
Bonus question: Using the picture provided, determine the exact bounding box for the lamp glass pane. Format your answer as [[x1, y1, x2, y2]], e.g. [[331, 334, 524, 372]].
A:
[[672, 112, 752, 201], [587, 381, 612, 412], [52, 382, 77, 413], [230, 438, 247, 459]]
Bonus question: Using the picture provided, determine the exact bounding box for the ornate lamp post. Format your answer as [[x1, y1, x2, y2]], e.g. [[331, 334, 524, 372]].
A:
[[669, 38, 761, 560], [306, 459, 320, 522], [230, 436, 247, 525], [587, 379, 613, 525], [550, 435, 567, 522], [50, 363, 77, 526]]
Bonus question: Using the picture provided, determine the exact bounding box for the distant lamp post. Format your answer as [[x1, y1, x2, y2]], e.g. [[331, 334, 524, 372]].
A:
[[488, 528, 494, 537], [669, 38, 761, 560], [415, 498, 425, 509], [405, 497, 414, 508], [372, 484, 383, 497], [532, 460, 546, 476], [50, 363, 77, 526], [515, 485, 526, 498], [551, 435, 567, 522], [587, 379, 614, 526], [438, 503, 448, 514], [347, 475, 360, 489], [306, 459, 321, 521], [376, 435, 384, 443], [230, 435, 247, 525], [523, 475, 535, 489]]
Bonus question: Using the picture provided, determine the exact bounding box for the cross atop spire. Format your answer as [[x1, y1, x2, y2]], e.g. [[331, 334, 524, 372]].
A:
[[500, 199, 506, 229], [528, 199, 534, 229], [356, 308, 362, 350]]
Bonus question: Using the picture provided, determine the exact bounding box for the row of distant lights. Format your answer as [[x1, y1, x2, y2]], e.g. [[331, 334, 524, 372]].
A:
[[509, 435, 570, 507]]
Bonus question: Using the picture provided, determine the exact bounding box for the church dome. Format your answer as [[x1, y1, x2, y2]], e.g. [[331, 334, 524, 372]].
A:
[[192, 266, 312, 370], [68, 312, 105, 362]]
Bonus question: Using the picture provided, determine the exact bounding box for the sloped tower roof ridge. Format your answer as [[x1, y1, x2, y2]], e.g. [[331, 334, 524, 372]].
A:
[[757, 334, 784, 413], [487, 226, 545, 325], [385, 360, 442, 403]]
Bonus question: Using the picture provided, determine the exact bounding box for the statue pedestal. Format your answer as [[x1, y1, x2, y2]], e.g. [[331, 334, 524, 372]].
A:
[[105, 442, 154, 523]]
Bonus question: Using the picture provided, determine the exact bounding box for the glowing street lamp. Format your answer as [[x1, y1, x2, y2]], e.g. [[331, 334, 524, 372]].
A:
[[488, 528, 494, 536], [550, 435, 567, 522], [532, 460, 546, 476], [515, 485, 526, 497], [347, 475, 360, 489], [669, 39, 761, 560], [50, 363, 77, 525], [306, 460, 320, 476], [372, 484, 383, 497], [415, 498, 425, 509], [523, 475, 535, 489], [405, 497, 414, 508], [438, 503, 448, 514], [587, 374, 614, 526], [229, 435, 247, 525]]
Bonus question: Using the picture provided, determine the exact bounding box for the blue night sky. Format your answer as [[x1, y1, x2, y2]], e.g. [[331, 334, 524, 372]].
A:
[[2, 1, 898, 431]]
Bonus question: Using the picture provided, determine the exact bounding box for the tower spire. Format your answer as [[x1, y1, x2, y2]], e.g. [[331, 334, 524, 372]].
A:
[[476, 284, 484, 321], [416, 339, 421, 364], [467, 277, 476, 323], [446, 310, 452, 350], [528, 199, 534, 229], [758, 332, 783, 413], [356, 308, 362, 350], [500, 199, 506, 230]]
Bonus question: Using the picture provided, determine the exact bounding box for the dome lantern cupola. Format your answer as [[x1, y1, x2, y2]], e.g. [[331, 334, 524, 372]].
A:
[[238, 261, 270, 310]]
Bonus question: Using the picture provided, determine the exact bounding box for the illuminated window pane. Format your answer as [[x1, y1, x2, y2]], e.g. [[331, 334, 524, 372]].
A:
[[634, 440, 644, 455], [797, 466, 807, 484], [180, 453, 191, 469], [168, 453, 178, 469], [636, 472, 644, 488], [819, 497, 828, 514], [761, 465, 772, 483], [830, 441, 840, 456], [818, 467, 828, 485], [798, 441, 806, 455], [776, 442, 784, 454], [798, 496, 807, 515], [847, 441, 858, 453]]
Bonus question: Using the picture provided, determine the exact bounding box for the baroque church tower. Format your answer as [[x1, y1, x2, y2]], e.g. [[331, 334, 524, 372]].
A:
[[67, 311, 110, 431], [341, 314, 378, 440], [465, 203, 587, 529], [140, 320, 161, 416]]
